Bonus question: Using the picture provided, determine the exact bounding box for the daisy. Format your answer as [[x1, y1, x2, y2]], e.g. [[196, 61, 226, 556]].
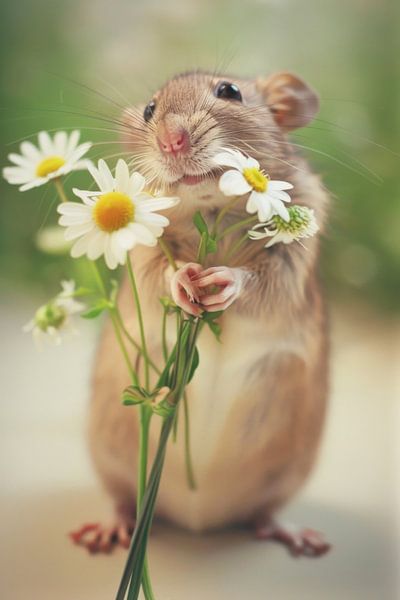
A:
[[57, 159, 180, 270], [248, 205, 319, 248], [2, 130, 92, 191], [214, 148, 293, 222], [24, 280, 85, 346]]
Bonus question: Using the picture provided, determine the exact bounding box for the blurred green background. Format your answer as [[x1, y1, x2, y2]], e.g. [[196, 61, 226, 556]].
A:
[[0, 0, 399, 311]]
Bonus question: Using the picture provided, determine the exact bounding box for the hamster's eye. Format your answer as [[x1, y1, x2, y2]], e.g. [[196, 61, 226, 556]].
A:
[[214, 81, 242, 102], [143, 100, 156, 122]]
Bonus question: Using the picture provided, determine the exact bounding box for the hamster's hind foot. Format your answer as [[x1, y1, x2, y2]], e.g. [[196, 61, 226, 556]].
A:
[[254, 519, 331, 558], [69, 518, 135, 554]]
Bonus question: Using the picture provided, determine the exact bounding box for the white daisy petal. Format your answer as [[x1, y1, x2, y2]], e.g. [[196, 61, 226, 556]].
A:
[[71, 159, 93, 172], [268, 181, 294, 191], [270, 189, 291, 203], [129, 172, 146, 196], [87, 230, 107, 260], [115, 159, 130, 194], [2, 168, 32, 183], [136, 211, 169, 228], [87, 162, 107, 192], [7, 153, 32, 168], [20, 179, 46, 191], [219, 170, 252, 196], [72, 187, 100, 205], [98, 159, 115, 191], [20, 141, 42, 161], [65, 130, 80, 155], [111, 231, 129, 264], [271, 198, 290, 222], [38, 131, 54, 155], [54, 131, 67, 155], [245, 192, 259, 215], [59, 214, 93, 226], [57, 202, 92, 216], [104, 235, 118, 269], [129, 222, 157, 246], [114, 227, 136, 250], [244, 156, 260, 169], [214, 149, 251, 170], [64, 221, 95, 240], [71, 234, 91, 258], [136, 195, 179, 212]]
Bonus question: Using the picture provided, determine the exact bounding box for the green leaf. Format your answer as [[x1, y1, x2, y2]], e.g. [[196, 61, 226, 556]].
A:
[[109, 279, 119, 303], [202, 310, 223, 322], [159, 296, 178, 314], [80, 300, 110, 319], [193, 211, 209, 235], [72, 286, 93, 297], [206, 236, 217, 254], [152, 399, 176, 418], [207, 320, 222, 342], [197, 231, 208, 263], [122, 385, 146, 406], [187, 347, 200, 382]]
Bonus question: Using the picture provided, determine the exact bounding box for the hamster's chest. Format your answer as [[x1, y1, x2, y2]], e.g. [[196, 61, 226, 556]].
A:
[[163, 310, 305, 475]]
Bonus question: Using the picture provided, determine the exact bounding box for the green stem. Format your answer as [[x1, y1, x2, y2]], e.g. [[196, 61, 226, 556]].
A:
[[183, 392, 196, 490], [120, 319, 201, 600], [158, 238, 178, 271], [136, 405, 155, 600], [217, 215, 257, 240], [126, 255, 150, 389], [136, 406, 152, 513], [91, 262, 139, 386], [223, 231, 249, 262], [54, 177, 69, 203], [211, 195, 242, 237], [116, 415, 175, 600], [161, 308, 168, 363], [114, 307, 160, 376]]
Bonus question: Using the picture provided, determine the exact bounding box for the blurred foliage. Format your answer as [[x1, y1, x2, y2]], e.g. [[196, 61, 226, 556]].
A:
[[0, 0, 399, 310]]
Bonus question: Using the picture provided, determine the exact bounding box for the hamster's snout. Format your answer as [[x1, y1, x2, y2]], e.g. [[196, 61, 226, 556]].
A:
[[157, 124, 190, 156]]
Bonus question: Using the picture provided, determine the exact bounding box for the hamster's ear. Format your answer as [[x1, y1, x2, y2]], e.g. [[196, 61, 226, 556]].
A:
[[256, 72, 319, 130]]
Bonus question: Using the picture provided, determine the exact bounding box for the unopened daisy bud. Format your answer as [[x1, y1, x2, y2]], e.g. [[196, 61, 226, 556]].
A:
[[248, 205, 319, 248], [23, 280, 85, 346]]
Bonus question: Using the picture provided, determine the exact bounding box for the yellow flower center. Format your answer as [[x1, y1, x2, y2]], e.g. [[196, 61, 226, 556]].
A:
[[36, 156, 66, 178], [93, 192, 134, 232], [243, 167, 269, 193]]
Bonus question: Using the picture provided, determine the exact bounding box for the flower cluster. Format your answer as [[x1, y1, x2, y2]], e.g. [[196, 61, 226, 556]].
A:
[[3, 128, 321, 600], [214, 147, 319, 248]]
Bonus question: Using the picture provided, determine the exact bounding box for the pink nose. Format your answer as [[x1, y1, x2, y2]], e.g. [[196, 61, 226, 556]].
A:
[[157, 129, 190, 155]]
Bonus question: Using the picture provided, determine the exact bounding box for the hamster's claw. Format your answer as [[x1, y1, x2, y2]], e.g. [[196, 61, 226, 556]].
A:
[[193, 266, 243, 312], [255, 520, 331, 558], [69, 519, 135, 554], [170, 262, 204, 317]]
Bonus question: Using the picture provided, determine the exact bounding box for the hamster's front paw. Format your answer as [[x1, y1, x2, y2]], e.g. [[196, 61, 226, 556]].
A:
[[170, 262, 204, 316], [193, 266, 245, 312]]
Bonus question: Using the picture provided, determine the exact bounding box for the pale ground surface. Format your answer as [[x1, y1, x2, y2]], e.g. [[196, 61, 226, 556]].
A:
[[0, 296, 399, 600]]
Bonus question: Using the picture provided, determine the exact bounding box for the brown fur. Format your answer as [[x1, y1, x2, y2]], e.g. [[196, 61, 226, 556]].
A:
[[88, 70, 329, 532]]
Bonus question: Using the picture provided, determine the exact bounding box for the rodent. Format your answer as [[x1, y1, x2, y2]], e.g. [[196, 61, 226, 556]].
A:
[[83, 70, 330, 555]]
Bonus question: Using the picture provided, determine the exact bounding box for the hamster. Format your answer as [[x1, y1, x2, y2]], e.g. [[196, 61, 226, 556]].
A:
[[71, 70, 330, 556]]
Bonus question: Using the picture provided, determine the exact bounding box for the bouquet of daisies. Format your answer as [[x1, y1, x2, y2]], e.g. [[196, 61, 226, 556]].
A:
[[3, 131, 318, 600]]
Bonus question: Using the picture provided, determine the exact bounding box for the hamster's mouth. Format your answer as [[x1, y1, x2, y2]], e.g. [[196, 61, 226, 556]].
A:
[[177, 169, 219, 186]]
